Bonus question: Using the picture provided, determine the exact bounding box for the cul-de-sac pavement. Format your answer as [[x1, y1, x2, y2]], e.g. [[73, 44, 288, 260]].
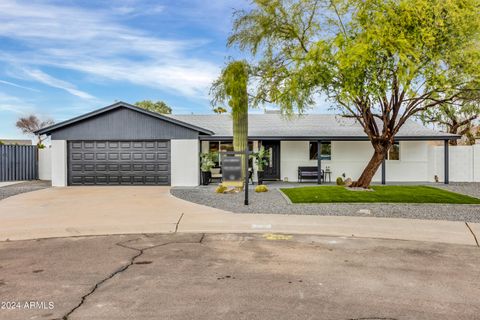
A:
[[0, 183, 479, 320]]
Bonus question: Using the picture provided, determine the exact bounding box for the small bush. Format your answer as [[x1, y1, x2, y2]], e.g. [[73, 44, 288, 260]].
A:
[[255, 185, 269, 192], [336, 177, 344, 186], [215, 185, 228, 193]]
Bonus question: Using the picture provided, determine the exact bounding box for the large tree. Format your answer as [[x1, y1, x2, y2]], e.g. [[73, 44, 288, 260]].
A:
[[419, 101, 479, 145], [16, 115, 54, 146], [135, 100, 172, 114], [211, 61, 250, 181], [228, 0, 480, 187]]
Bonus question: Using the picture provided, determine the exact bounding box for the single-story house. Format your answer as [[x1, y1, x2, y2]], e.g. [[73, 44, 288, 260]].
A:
[[36, 101, 458, 187]]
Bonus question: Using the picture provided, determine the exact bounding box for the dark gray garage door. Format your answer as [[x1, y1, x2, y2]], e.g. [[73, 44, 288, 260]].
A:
[[68, 140, 170, 185]]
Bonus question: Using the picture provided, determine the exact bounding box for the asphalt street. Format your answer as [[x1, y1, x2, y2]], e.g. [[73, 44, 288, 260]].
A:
[[0, 233, 479, 320]]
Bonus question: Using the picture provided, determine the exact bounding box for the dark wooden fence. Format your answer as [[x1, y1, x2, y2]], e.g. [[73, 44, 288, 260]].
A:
[[0, 145, 38, 181]]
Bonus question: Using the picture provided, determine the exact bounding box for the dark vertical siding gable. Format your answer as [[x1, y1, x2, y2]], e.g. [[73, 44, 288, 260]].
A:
[[51, 107, 199, 140]]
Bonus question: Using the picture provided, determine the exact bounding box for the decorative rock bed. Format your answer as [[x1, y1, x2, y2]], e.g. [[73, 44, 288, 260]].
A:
[[171, 183, 480, 223]]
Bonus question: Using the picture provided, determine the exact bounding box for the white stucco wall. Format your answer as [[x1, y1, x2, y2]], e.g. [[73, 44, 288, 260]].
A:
[[430, 144, 480, 182], [38, 147, 52, 180], [280, 140, 430, 182], [171, 139, 199, 186], [51, 140, 67, 187]]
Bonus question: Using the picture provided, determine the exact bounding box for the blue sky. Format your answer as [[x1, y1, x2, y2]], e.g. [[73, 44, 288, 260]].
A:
[[0, 0, 330, 139]]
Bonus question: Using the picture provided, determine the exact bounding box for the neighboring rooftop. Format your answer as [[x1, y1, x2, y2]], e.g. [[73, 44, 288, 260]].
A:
[[168, 114, 459, 140], [0, 139, 32, 145]]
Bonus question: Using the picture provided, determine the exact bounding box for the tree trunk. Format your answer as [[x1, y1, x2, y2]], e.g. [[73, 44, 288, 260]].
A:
[[350, 143, 388, 188]]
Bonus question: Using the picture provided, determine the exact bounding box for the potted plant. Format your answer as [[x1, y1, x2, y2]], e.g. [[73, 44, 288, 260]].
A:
[[251, 146, 270, 185], [200, 153, 215, 185]]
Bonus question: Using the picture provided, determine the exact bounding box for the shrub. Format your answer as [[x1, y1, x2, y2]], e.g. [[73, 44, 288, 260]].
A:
[[255, 185, 268, 192], [215, 185, 228, 193], [336, 177, 344, 186]]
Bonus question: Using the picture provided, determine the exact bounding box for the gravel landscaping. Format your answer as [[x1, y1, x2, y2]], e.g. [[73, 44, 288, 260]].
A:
[[171, 183, 480, 222], [0, 180, 51, 200]]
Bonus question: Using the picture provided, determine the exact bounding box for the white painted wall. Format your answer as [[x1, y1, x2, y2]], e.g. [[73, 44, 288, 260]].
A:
[[280, 140, 430, 182], [51, 140, 67, 187], [43, 138, 479, 187], [171, 139, 199, 186], [430, 143, 480, 182], [38, 147, 52, 180]]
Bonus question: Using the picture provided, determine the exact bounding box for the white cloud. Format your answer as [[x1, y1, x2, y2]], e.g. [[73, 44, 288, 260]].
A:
[[0, 0, 220, 99], [0, 92, 35, 114], [0, 80, 40, 92], [19, 69, 95, 100]]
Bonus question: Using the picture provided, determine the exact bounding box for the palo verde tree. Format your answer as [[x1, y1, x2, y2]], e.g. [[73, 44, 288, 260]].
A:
[[228, 0, 480, 187], [419, 101, 479, 145], [211, 61, 250, 180]]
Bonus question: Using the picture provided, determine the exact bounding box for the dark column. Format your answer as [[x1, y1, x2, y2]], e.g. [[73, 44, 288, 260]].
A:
[[444, 139, 449, 184], [381, 157, 386, 185], [317, 140, 322, 184]]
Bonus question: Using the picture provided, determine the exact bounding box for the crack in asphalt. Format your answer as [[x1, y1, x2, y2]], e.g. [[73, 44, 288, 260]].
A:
[[465, 222, 479, 247], [60, 234, 205, 320]]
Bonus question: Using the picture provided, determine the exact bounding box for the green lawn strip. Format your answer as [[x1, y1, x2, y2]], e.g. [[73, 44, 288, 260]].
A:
[[280, 186, 480, 204]]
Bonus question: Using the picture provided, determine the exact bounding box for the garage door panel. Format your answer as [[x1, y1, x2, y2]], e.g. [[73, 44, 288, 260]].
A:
[[68, 140, 170, 185], [96, 153, 107, 160], [157, 153, 168, 160], [133, 153, 143, 160], [83, 176, 95, 184], [133, 164, 144, 171], [120, 153, 131, 160], [108, 176, 120, 184], [96, 176, 108, 184]]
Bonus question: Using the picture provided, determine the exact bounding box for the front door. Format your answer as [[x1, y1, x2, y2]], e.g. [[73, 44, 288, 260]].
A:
[[262, 141, 281, 180]]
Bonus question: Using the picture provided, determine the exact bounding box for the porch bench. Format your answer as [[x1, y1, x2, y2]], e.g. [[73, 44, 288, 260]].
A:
[[298, 166, 324, 183]]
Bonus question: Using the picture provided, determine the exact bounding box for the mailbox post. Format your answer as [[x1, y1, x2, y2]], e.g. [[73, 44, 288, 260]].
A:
[[220, 150, 250, 205]]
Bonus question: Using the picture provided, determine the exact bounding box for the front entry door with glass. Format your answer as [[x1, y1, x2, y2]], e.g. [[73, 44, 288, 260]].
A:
[[261, 141, 281, 180]]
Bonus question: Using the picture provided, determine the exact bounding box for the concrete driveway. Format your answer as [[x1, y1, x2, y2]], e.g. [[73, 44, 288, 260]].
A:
[[0, 233, 479, 320], [0, 186, 479, 245], [0, 186, 228, 240]]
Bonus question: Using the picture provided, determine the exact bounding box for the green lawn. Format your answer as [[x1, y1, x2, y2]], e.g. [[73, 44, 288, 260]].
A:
[[280, 186, 480, 204]]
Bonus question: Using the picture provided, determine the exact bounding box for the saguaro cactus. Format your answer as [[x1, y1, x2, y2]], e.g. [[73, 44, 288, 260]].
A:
[[211, 61, 250, 182]]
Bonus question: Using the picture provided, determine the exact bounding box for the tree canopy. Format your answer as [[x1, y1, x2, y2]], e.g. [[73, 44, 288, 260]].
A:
[[135, 100, 172, 114], [419, 101, 479, 145], [16, 115, 54, 146], [228, 0, 480, 187]]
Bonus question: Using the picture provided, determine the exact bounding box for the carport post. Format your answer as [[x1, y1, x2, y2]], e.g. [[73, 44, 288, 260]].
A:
[[317, 140, 322, 184], [381, 157, 386, 185], [444, 139, 449, 184], [244, 148, 249, 205]]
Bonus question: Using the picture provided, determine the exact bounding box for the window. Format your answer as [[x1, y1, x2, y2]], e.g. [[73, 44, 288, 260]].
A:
[[309, 142, 331, 160], [209, 141, 254, 167], [208, 142, 220, 166], [388, 142, 400, 160]]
